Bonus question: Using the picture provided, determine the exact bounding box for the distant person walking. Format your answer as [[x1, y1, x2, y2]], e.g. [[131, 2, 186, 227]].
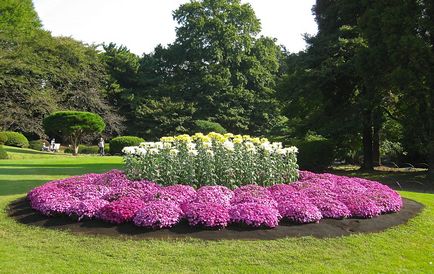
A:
[[98, 137, 105, 156]]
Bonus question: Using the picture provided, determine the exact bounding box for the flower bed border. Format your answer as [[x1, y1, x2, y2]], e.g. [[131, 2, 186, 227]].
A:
[[8, 197, 423, 240]]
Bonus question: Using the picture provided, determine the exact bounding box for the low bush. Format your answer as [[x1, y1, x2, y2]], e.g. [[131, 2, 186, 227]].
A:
[[1, 131, 29, 148], [0, 132, 7, 145], [193, 120, 227, 134], [0, 145, 9, 159], [294, 135, 334, 171], [29, 140, 46, 151], [110, 136, 144, 155], [64, 144, 109, 154]]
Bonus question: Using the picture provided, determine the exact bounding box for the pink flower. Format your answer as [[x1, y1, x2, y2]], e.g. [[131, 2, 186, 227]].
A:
[[133, 200, 182, 228], [184, 202, 230, 227], [98, 197, 146, 224], [229, 203, 281, 228]]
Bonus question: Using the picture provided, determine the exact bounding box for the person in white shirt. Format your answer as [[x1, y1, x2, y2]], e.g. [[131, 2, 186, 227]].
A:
[[98, 137, 105, 156]]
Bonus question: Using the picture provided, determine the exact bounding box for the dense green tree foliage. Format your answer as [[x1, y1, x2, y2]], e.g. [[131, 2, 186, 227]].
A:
[[0, 0, 124, 139], [278, 0, 433, 173], [0, 0, 432, 173], [43, 111, 105, 155]]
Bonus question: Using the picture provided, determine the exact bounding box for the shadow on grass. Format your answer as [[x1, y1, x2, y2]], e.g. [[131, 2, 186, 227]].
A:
[[0, 180, 47, 196], [329, 168, 434, 194], [0, 163, 123, 196], [0, 163, 123, 175]]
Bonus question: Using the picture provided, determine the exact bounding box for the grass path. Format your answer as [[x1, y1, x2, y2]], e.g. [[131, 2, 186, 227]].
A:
[[0, 148, 433, 273]]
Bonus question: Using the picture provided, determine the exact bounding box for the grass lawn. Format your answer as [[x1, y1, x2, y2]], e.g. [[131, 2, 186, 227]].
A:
[[0, 147, 433, 273]]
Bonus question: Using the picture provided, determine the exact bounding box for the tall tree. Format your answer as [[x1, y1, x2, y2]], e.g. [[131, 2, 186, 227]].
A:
[[167, 0, 283, 135]]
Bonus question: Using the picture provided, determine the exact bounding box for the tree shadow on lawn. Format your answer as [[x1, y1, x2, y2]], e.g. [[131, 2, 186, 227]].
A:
[[0, 164, 122, 176], [328, 168, 434, 194], [0, 180, 47, 196]]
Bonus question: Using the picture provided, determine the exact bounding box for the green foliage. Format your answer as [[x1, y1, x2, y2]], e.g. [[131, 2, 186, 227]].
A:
[[109, 136, 144, 155], [294, 134, 335, 171], [193, 120, 227, 134], [43, 111, 105, 154], [0, 131, 29, 148], [64, 144, 109, 155], [0, 133, 7, 145], [0, 2, 124, 138], [29, 140, 45, 151], [0, 145, 8, 159]]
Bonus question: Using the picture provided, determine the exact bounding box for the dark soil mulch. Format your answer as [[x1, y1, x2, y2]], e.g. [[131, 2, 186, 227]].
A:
[[7, 198, 423, 240]]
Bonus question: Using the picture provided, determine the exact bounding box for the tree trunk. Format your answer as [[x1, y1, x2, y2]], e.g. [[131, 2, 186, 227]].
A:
[[372, 121, 381, 167], [73, 145, 79, 156], [361, 110, 374, 171]]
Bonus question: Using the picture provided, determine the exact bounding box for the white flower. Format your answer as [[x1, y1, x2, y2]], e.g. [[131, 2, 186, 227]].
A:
[[276, 148, 286, 155], [205, 149, 214, 157], [186, 142, 196, 150], [122, 146, 136, 155], [271, 142, 283, 150], [222, 140, 235, 151], [244, 141, 255, 149], [149, 148, 159, 155], [135, 147, 147, 156], [287, 146, 298, 154], [169, 149, 179, 156], [202, 142, 212, 148], [246, 146, 257, 154], [142, 142, 156, 149], [260, 142, 273, 153], [163, 142, 172, 149], [154, 142, 164, 149], [188, 149, 199, 157]]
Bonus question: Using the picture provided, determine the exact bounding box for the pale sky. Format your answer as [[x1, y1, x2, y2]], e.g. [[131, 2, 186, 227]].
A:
[[33, 0, 317, 56]]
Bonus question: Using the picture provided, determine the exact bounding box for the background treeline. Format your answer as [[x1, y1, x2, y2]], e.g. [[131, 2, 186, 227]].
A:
[[0, 0, 433, 172]]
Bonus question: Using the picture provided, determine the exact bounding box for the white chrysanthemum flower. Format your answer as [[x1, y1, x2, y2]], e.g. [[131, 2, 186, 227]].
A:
[[244, 141, 255, 149], [163, 142, 172, 149], [149, 148, 159, 155], [275, 148, 285, 155], [202, 141, 212, 148], [271, 142, 283, 150], [205, 149, 214, 157], [188, 149, 199, 157], [135, 147, 147, 156], [169, 149, 179, 155], [154, 142, 164, 149], [260, 142, 273, 153], [222, 140, 235, 151], [186, 142, 197, 150], [142, 142, 156, 149], [287, 146, 298, 154], [246, 146, 257, 154], [122, 146, 136, 154]]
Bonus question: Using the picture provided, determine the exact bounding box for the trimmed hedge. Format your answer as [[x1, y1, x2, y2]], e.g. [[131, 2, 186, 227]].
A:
[[193, 120, 227, 134], [294, 137, 335, 171], [110, 136, 144, 155], [64, 144, 109, 154], [29, 140, 46, 151], [0, 131, 29, 148], [0, 132, 7, 145], [0, 145, 9, 159]]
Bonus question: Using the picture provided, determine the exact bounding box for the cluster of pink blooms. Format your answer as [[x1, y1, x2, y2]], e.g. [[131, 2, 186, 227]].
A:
[[27, 169, 403, 229]]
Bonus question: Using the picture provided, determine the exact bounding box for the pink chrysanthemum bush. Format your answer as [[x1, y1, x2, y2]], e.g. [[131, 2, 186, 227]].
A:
[[27, 169, 403, 229], [133, 200, 183, 228]]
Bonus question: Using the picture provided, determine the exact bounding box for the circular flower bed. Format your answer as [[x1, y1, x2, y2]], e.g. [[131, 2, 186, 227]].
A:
[[27, 169, 403, 229]]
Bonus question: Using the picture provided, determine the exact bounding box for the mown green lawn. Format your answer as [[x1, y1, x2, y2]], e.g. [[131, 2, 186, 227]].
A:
[[0, 147, 433, 273]]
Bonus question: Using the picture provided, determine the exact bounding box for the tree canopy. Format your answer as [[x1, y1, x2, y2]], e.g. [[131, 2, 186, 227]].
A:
[[43, 111, 105, 154]]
